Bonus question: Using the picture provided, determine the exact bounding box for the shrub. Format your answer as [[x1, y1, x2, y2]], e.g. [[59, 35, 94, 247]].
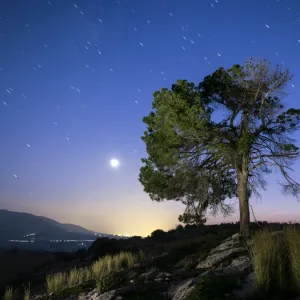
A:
[[88, 238, 123, 259], [249, 229, 289, 293], [2, 287, 13, 300], [153, 236, 217, 270], [151, 229, 166, 240], [186, 274, 240, 300], [46, 272, 67, 294]]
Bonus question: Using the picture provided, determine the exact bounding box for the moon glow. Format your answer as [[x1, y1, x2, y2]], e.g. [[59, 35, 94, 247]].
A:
[[110, 158, 120, 168]]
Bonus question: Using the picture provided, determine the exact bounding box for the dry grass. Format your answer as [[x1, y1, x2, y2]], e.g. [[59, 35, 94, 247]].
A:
[[23, 284, 30, 300], [37, 251, 142, 296], [67, 268, 86, 288], [249, 229, 289, 292], [2, 287, 13, 300], [91, 251, 138, 280], [285, 228, 300, 291], [82, 267, 92, 281], [45, 272, 67, 294]]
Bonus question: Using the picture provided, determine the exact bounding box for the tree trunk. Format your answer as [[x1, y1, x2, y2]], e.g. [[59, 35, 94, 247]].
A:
[[237, 170, 250, 238]]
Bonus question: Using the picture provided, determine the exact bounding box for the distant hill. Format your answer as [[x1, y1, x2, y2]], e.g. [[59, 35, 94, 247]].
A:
[[39, 216, 96, 235], [0, 210, 99, 247]]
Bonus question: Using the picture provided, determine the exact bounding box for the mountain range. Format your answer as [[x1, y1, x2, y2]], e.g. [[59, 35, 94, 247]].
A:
[[0, 209, 101, 247]]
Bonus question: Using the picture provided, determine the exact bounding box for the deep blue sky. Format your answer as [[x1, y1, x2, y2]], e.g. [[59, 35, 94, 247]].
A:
[[1, 0, 300, 236]]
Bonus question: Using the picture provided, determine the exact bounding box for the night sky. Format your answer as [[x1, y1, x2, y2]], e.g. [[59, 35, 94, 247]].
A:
[[1, 0, 300, 236]]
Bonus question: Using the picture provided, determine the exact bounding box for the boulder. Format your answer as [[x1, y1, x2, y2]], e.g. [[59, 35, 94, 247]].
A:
[[210, 233, 242, 255], [197, 247, 247, 269], [212, 256, 252, 276], [167, 278, 198, 300]]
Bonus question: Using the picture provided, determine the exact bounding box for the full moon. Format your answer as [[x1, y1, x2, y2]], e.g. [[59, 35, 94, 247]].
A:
[[110, 158, 120, 168]]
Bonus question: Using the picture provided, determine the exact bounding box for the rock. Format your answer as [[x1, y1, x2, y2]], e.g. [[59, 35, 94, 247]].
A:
[[210, 235, 241, 255], [97, 290, 118, 300], [232, 272, 255, 299], [127, 270, 138, 280], [167, 278, 198, 300], [155, 277, 163, 282], [140, 268, 157, 279], [78, 289, 120, 300], [197, 247, 247, 269], [232, 233, 240, 241], [212, 256, 252, 276]]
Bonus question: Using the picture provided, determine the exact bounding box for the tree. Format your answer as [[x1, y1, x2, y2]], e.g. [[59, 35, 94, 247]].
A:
[[151, 229, 166, 240], [178, 197, 207, 226], [139, 58, 300, 237]]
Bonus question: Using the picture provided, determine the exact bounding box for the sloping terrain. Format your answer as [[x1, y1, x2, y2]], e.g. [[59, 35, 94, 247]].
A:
[[0, 210, 96, 246]]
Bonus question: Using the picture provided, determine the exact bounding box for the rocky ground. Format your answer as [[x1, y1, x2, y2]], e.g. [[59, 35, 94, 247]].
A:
[[30, 233, 255, 300], [27, 232, 300, 300]]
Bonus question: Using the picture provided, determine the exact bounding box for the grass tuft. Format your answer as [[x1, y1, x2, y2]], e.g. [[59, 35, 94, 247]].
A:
[[67, 267, 86, 288], [23, 284, 30, 300], [92, 251, 137, 280], [2, 287, 13, 300], [46, 272, 67, 294], [250, 229, 289, 292], [285, 227, 300, 291]]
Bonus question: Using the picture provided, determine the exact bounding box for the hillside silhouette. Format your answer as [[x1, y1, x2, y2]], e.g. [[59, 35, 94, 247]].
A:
[[0, 210, 98, 247]]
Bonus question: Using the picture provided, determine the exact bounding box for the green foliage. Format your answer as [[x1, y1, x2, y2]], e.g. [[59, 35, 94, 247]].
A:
[[95, 271, 122, 294], [140, 58, 300, 235], [186, 274, 240, 300]]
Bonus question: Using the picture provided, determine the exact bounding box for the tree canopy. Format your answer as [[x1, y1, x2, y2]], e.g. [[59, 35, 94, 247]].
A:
[[139, 58, 300, 235]]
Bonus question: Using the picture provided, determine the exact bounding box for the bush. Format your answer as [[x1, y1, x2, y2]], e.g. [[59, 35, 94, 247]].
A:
[[151, 229, 166, 240], [88, 238, 123, 259], [153, 236, 218, 270], [46, 272, 67, 294], [186, 274, 240, 300]]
